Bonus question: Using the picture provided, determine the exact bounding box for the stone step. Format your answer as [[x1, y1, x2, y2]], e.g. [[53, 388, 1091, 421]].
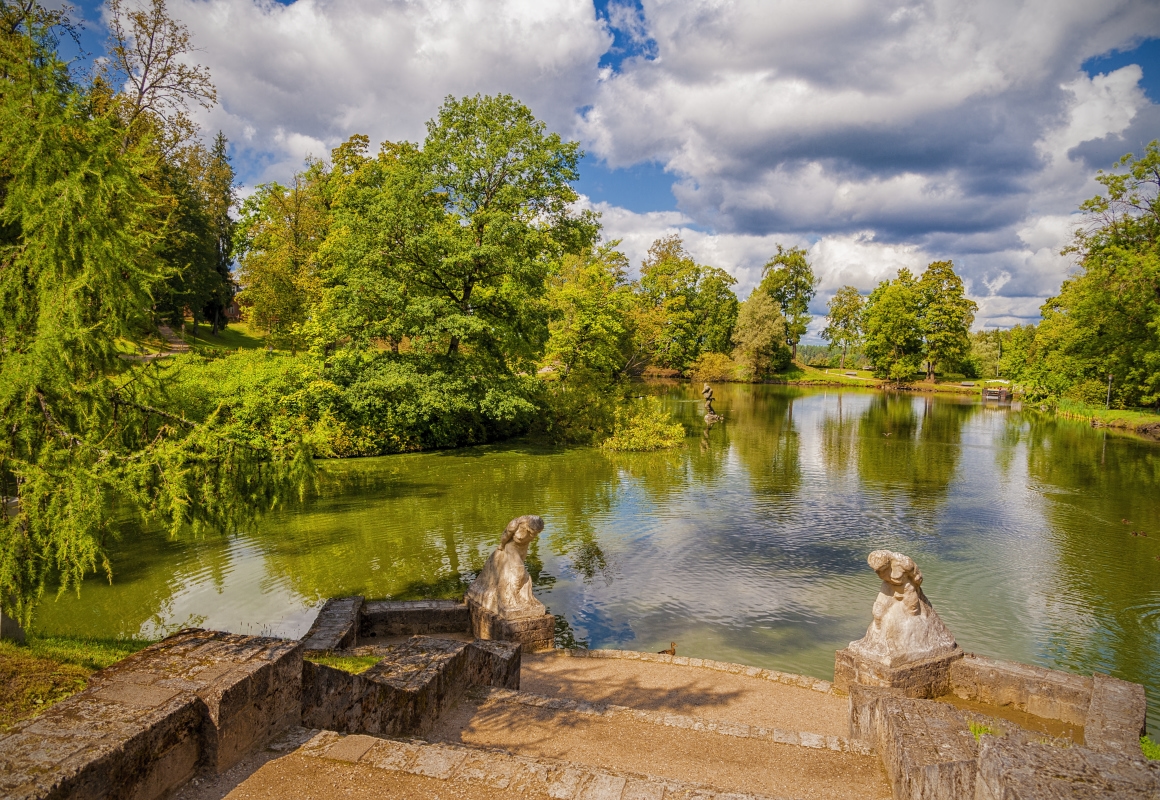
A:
[[300, 729, 800, 800], [522, 650, 848, 739], [477, 687, 872, 755], [428, 683, 891, 800]]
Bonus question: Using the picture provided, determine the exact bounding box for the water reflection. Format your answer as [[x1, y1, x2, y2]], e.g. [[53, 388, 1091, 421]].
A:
[[33, 384, 1160, 733]]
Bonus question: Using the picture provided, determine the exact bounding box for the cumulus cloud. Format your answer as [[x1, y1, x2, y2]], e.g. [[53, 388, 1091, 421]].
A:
[[140, 0, 1160, 333], [171, 0, 610, 182]]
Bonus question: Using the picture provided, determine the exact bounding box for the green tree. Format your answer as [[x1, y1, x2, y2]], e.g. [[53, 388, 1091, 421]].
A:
[[0, 1, 307, 626], [917, 260, 977, 380], [759, 244, 817, 361], [542, 244, 636, 381], [202, 131, 237, 334], [732, 290, 789, 378], [411, 93, 597, 361], [1024, 142, 1160, 407], [998, 324, 1036, 381], [235, 170, 329, 351], [639, 235, 739, 372], [862, 269, 924, 383], [821, 285, 864, 370]]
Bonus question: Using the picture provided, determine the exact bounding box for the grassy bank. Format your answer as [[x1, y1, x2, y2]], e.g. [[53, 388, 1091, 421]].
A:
[[1053, 398, 1160, 439], [0, 635, 153, 732]]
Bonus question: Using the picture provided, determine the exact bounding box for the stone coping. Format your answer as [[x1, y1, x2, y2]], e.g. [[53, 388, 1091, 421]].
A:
[[301, 729, 801, 800], [553, 648, 835, 695], [475, 687, 874, 756]]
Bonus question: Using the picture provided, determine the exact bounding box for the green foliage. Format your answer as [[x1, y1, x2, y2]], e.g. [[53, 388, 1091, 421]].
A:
[[821, 285, 864, 369], [235, 173, 328, 351], [1142, 735, 1160, 760], [918, 261, 977, 379], [1021, 142, 1160, 407], [689, 352, 740, 382], [759, 245, 817, 359], [732, 290, 790, 378], [542, 245, 637, 380], [861, 269, 924, 382], [0, 4, 310, 625], [639, 235, 739, 373], [410, 94, 598, 360], [601, 398, 686, 452], [305, 653, 382, 674]]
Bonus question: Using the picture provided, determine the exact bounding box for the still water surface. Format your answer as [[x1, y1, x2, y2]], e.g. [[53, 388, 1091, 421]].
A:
[[36, 385, 1160, 731]]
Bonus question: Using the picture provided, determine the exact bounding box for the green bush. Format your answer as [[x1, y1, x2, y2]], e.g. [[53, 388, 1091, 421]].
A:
[[534, 372, 620, 445], [689, 352, 740, 382], [167, 349, 540, 458], [1142, 735, 1160, 760], [601, 397, 685, 452]]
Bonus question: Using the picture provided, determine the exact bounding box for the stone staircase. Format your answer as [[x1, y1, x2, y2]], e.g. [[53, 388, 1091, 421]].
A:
[[173, 646, 893, 800]]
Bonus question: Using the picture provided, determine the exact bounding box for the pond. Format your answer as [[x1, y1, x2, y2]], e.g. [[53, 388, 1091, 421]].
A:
[[34, 383, 1160, 732]]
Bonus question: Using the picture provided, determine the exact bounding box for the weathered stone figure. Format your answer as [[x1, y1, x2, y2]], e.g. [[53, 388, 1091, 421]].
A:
[[834, 549, 963, 697], [702, 383, 723, 423], [847, 550, 958, 667], [466, 515, 547, 619]]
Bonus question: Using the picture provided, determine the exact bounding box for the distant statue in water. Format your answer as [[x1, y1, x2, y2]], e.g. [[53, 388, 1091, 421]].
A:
[[846, 550, 958, 668], [702, 383, 723, 423], [466, 515, 547, 619]]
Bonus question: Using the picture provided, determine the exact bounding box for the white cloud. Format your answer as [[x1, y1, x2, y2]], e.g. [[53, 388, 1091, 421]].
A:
[[172, 0, 610, 183], [142, 0, 1160, 329]]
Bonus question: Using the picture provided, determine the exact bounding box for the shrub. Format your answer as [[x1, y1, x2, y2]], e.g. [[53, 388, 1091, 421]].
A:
[[1143, 735, 1160, 760], [689, 352, 739, 382], [601, 397, 685, 452]]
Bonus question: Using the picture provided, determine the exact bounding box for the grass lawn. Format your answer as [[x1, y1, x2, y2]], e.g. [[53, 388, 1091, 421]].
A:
[[778, 363, 882, 386], [0, 635, 153, 732], [181, 321, 267, 351], [1050, 398, 1160, 438]]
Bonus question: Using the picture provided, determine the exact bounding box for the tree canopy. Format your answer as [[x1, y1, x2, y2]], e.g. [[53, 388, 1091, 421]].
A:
[[759, 245, 817, 361], [821, 285, 864, 370]]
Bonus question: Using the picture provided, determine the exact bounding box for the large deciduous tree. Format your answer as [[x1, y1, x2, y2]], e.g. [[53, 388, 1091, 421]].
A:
[[759, 245, 817, 361], [1025, 142, 1160, 407], [862, 269, 924, 384], [917, 260, 977, 380], [639, 235, 738, 373], [412, 93, 598, 362], [821, 285, 864, 370], [235, 169, 330, 351], [732, 291, 789, 378]]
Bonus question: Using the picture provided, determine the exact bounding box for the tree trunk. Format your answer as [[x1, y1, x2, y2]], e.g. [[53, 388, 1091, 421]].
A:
[[840, 345, 847, 371], [926, 360, 935, 382], [792, 341, 798, 362], [447, 336, 459, 356]]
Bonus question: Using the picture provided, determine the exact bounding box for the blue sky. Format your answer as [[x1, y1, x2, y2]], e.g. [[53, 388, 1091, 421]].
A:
[[56, 0, 1160, 335]]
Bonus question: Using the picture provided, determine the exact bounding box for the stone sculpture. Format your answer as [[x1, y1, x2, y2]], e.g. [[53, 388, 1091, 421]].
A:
[[466, 515, 547, 619], [834, 549, 963, 697], [847, 550, 958, 667], [466, 515, 555, 651], [702, 383, 723, 423]]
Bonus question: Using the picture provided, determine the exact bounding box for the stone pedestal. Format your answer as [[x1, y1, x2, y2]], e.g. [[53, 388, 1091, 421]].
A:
[[834, 645, 963, 698], [467, 598, 554, 653]]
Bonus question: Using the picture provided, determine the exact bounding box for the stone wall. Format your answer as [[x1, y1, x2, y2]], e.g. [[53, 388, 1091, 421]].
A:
[[301, 636, 520, 737], [0, 630, 301, 800], [947, 655, 1093, 727], [360, 600, 471, 638], [847, 669, 1156, 800]]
